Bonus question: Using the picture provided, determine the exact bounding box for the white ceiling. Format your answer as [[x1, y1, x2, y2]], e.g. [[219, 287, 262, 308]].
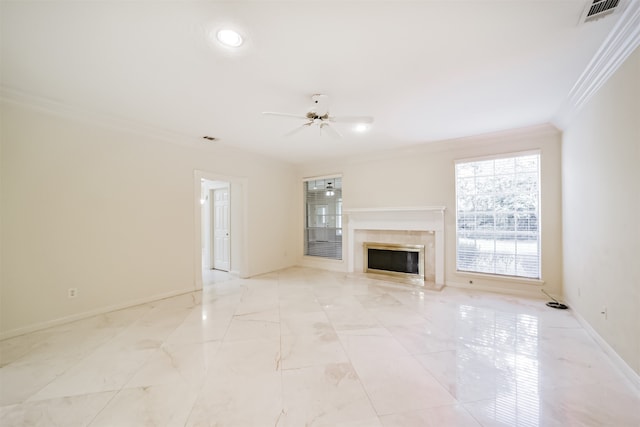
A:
[[0, 1, 621, 164]]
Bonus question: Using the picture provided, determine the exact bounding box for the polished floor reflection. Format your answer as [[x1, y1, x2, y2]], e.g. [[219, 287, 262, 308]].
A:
[[1, 267, 639, 426]]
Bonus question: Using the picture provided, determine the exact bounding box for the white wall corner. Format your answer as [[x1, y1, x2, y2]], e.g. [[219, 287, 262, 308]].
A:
[[564, 296, 640, 392], [553, 0, 640, 129]]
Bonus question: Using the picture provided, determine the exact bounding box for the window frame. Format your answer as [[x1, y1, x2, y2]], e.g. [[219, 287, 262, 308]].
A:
[[454, 151, 542, 280], [303, 175, 343, 261]]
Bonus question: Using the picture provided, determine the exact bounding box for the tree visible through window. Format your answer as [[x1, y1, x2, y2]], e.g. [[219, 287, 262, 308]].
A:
[[455, 153, 541, 279], [304, 177, 342, 260]]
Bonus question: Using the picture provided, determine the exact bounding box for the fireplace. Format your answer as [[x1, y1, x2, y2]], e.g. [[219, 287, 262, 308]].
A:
[[344, 206, 445, 288], [364, 242, 425, 281]]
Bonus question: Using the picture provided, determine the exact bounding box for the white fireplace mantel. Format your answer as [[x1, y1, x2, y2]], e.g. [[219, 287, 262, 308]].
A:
[[344, 206, 446, 286]]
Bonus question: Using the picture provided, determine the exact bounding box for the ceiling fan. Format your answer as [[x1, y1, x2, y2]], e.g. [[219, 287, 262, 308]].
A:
[[262, 94, 374, 138]]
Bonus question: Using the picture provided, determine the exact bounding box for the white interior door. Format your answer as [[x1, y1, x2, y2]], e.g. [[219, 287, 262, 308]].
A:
[[213, 188, 230, 271]]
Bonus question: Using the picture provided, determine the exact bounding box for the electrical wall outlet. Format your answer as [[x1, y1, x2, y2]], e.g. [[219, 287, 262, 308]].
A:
[[68, 288, 78, 298]]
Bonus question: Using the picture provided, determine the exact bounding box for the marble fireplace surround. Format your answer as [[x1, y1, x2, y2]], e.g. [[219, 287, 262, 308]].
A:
[[344, 207, 446, 286]]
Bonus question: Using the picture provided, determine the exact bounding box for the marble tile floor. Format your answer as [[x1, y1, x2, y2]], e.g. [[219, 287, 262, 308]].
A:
[[1, 267, 639, 426]]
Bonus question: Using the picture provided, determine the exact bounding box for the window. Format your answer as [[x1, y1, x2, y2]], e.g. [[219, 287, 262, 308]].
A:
[[304, 176, 342, 260], [455, 153, 541, 279]]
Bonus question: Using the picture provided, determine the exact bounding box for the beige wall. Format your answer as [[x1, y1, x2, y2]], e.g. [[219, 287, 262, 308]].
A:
[[0, 101, 297, 337], [297, 124, 563, 297], [562, 47, 640, 376]]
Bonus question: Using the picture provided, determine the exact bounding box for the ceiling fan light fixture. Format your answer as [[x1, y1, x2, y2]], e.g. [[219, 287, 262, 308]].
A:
[[216, 29, 243, 47], [354, 123, 370, 133]]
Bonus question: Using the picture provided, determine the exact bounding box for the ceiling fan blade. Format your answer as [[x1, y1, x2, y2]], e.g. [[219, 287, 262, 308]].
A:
[[283, 122, 311, 137], [321, 122, 342, 139], [262, 112, 308, 120], [329, 115, 374, 124]]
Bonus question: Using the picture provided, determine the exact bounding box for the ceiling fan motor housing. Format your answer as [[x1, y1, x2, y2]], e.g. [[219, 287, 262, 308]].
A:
[[306, 111, 329, 121]]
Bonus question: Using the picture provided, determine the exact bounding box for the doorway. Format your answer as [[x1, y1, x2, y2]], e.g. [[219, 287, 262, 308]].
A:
[[194, 171, 248, 290], [201, 179, 230, 272]]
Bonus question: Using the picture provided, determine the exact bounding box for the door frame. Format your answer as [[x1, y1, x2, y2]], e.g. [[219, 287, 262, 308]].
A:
[[193, 170, 249, 289]]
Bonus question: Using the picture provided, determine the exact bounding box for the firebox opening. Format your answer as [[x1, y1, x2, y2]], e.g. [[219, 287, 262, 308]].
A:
[[368, 249, 419, 274], [364, 242, 425, 282]]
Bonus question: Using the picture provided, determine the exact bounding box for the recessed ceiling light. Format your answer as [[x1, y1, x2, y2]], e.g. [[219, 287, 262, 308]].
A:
[[354, 123, 370, 133], [216, 29, 243, 48]]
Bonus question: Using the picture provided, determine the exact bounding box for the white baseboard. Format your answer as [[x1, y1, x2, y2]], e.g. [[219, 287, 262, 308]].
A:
[[0, 287, 195, 341], [565, 299, 640, 392], [298, 257, 347, 273], [441, 281, 640, 390], [446, 280, 546, 300]]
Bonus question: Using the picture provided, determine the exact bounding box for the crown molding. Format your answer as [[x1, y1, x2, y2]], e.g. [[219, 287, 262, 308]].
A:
[[0, 85, 205, 148], [554, 0, 640, 129]]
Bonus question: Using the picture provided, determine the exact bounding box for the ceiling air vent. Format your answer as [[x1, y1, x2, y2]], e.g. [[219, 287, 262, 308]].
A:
[[581, 0, 621, 23]]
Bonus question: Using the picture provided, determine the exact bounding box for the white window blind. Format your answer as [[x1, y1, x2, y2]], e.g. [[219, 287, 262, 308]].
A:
[[304, 176, 342, 260], [455, 153, 541, 279]]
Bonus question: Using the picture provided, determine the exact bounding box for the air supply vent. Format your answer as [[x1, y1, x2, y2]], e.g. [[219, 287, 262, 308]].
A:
[[581, 0, 621, 23]]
